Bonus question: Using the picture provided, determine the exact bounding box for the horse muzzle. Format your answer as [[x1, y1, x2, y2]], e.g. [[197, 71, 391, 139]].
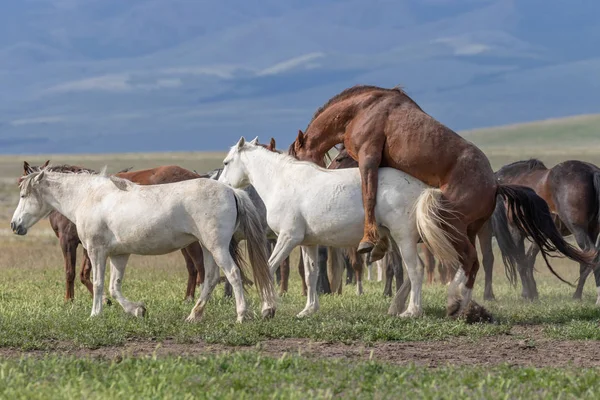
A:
[[10, 221, 27, 236]]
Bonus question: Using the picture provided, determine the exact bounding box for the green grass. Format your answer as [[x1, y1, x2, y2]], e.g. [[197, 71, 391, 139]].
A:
[[0, 233, 599, 350], [1, 353, 599, 399]]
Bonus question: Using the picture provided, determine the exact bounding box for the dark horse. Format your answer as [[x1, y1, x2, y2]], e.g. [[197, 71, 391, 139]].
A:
[[289, 84, 595, 316], [487, 159, 600, 301], [22, 162, 209, 302]]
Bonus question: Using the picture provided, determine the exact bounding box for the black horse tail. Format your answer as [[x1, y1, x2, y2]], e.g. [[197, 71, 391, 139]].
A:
[[496, 184, 597, 286], [593, 172, 600, 250], [490, 195, 521, 286]]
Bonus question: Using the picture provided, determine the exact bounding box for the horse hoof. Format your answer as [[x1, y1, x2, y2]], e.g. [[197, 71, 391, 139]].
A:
[[399, 310, 422, 318], [446, 300, 461, 319], [185, 314, 202, 323], [262, 308, 276, 319], [357, 241, 374, 254], [103, 296, 112, 306], [134, 305, 147, 318], [183, 296, 194, 303]]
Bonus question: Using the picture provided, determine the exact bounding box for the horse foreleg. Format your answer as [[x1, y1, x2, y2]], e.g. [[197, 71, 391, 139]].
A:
[[88, 248, 108, 317], [59, 236, 77, 302], [298, 245, 320, 317], [357, 155, 381, 255]]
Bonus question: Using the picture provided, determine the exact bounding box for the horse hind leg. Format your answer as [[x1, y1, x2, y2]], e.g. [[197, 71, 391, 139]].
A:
[[186, 248, 221, 322], [108, 254, 145, 317], [570, 226, 597, 301], [181, 247, 197, 302]]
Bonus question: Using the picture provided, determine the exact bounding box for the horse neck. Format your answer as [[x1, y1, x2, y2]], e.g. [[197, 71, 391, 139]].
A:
[[304, 120, 346, 159], [38, 174, 105, 224], [242, 150, 295, 202]]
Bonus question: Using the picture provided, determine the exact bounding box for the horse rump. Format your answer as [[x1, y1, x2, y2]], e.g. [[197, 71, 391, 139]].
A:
[[496, 184, 598, 285]]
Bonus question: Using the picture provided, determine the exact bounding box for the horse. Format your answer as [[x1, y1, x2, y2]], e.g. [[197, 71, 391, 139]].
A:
[[288, 84, 595, 316], [11, 167, 276, 322], [218, 137, 461, 318], [487, 159, 600, 302], [22, 162, 209, 302], [266, 140, 403, 297]]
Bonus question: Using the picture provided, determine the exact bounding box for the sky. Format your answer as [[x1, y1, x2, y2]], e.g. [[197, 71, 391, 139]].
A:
[[1, 0, 599, 154]]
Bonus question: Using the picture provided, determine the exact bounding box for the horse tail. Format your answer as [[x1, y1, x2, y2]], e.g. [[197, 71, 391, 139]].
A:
[[327, 247, 346, 294], [496, 184, 597, 285], [414, 188, 461, 269], [490, 195, 520, 286], [232, 189, 276, 308]]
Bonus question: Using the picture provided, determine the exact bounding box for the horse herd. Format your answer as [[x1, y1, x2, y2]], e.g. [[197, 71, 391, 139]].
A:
[[10, 84, 600, 323]]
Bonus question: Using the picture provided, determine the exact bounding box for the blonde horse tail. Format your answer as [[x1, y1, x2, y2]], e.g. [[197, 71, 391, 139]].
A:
[[415, 188, 462, 269], [232, 189, 276, 313]]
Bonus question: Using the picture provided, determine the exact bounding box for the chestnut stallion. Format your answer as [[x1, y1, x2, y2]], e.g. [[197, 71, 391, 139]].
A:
[[289, 85, 596, 316]]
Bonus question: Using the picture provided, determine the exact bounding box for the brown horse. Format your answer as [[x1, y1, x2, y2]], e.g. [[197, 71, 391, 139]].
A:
[[289, 84, 595, 316], [488, 159, 600, 301], [22, 162, 208, 302]]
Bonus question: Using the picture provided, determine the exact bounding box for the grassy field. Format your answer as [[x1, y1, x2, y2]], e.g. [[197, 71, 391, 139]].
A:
[[1, 113, 600, 398]]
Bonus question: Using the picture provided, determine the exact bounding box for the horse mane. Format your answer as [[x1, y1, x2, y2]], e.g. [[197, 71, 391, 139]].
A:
[[496, 159, 548, 177], [243, 143, 333, 174], [306, 85, 413, 130], [32, 164, 96, 174], [108, 176, 135, 191]]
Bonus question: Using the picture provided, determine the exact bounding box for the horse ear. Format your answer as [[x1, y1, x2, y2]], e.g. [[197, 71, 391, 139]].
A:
[[41, 160, 50, 169], [268, 138, 276, 151], [236, 137, 246, 150], [296, 130, 305, 148], [249, 137, 259, 145], [23, 161, 30, 174], [33, 170, 45, 183]]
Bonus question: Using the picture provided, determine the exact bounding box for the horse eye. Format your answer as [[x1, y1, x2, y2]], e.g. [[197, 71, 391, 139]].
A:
[[223, 161, 229, 166]]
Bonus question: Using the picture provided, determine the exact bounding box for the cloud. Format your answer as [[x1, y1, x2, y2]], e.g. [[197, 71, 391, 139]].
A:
[[10, 116, 65, 126], [160, 65, 240, 79], [257, 52, 326, 76], [433, 36, 490, 56], [46, 74, 132, 93], [45, 74, 183, 94]]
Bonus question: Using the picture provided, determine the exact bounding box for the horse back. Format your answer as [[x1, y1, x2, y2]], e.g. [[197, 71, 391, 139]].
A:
[[116, 165, 203, 185]]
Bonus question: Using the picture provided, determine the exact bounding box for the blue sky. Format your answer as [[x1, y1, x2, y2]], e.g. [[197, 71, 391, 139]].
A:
[[1, 0, 599, 154]]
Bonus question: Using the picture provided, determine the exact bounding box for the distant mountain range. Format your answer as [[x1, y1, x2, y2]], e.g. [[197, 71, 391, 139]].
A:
[[1, 0, 599, 154]]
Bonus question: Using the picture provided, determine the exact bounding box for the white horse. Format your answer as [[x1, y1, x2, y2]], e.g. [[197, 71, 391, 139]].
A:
[[218, 137, 461, 318], [11, 167, 276, 322]]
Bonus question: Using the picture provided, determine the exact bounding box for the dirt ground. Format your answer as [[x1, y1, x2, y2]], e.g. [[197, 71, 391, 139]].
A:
[[2, 326, 599, 368]]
